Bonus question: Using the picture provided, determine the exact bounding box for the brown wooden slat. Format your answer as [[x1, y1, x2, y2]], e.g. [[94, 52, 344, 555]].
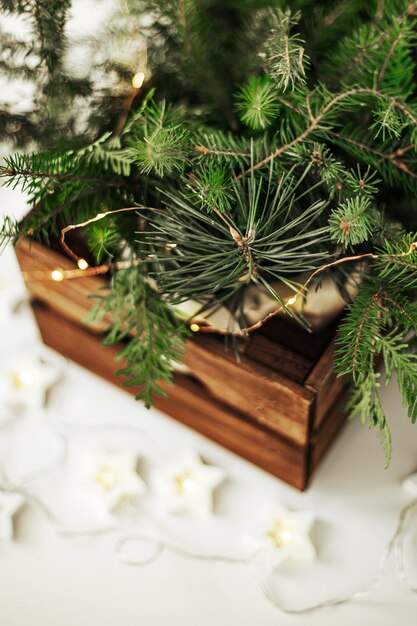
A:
[[304, 338, 347, 430], [15, 239, 108, 332], [243, 334, 313, 383], [309, 394, 348, 472], [184, 334, 315, 446]]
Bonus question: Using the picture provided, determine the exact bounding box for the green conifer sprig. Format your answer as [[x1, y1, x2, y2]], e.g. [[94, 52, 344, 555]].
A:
[[329, 197, 374, 247], [236, 76, 280, 130], [137, 161, 330, 322], [259, 8, 308, 92], [335, 266, 417, 463], [87, 266, 188, 408], [0, 215, 18, 253]]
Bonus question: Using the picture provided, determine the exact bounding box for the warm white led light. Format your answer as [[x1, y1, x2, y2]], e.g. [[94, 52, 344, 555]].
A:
[[77, 258, 89, 270], [51, 269, 64, 282], [12, 369, 35, 389], [132, 72, 145, 89]]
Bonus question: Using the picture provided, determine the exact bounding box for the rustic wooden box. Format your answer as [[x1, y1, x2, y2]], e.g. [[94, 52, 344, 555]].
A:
[[15, 238, 348, 490]]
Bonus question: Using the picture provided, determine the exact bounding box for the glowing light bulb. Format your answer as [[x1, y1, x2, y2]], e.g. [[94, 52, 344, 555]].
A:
[[175, 471, 197, 495], [266, 518, 300, 548], [132, 72, 145, 89], [286, 296, 297, 306], [190, 323, 200, 332], [51, 269, 64, 282], [94, 464, 118, 491], [77, 258, 89, 270], [12, 369, 34, 389]]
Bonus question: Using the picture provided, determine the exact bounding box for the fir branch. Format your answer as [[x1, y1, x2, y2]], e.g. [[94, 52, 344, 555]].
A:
[[75, 133, 133, 177], [87, 266, 188, 408], [344, 370, 392, 466], [238, 88, 417, 179], [380, 333, 417, 423], [0, 215, 18, 253], [376, 31, 403, 89], [329, 197, 374, 247], [260, 8, 308, 92], [0, 152, 94, 192]]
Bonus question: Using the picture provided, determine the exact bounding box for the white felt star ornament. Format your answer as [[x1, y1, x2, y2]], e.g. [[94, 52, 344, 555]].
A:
[[252, 503, 316, 568], [152, 452, 225, 516], [72, 447, 146, 513], [0, 491, 25, 541], [0, 353, 61, 414]]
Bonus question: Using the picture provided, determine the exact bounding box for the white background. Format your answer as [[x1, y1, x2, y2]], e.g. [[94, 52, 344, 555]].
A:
[[1, 2, 417, 624]]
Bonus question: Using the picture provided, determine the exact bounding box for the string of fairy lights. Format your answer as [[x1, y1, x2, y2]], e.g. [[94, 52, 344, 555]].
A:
[[19, 195, 417, 335]]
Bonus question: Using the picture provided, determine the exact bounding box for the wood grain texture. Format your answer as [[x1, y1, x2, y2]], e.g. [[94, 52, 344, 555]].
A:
[[304, 338, 347, 430], [184, 335, 315, 446], [15, 238, 108, 332]]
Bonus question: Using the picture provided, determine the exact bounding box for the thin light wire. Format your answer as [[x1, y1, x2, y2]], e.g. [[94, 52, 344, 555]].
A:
[[113, 495, 417, 614], [114, 530, 252, 567]]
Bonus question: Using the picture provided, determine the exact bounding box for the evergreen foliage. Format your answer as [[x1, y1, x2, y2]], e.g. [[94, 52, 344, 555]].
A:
[[0, 0, 145, 148], [87, 267, 188, 408], [2, 0, 417, 461]]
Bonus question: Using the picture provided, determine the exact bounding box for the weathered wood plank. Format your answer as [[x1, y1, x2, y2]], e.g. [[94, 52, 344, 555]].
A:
[[185, 335, 315, 446]]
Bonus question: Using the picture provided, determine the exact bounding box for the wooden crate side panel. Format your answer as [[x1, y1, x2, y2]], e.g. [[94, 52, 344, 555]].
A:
[[32, 302, 309, 490], [185, 335, 314, 446], [304, 338, 347, 429], [15, 239, 108, 332], [243, 334, 313, 383], [309, 394, 348, 472]]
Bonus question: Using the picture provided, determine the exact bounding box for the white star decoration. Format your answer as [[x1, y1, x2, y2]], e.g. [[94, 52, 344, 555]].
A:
[[0, 353, 61, 417], [252, 503, 316, 568], [0, 491, 24, 541], [152, 452, 225, 516], [71, 447, 146, 514]]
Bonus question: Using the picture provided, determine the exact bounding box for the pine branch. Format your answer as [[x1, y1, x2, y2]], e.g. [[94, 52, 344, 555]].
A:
[[137, 161, 330, 326]]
